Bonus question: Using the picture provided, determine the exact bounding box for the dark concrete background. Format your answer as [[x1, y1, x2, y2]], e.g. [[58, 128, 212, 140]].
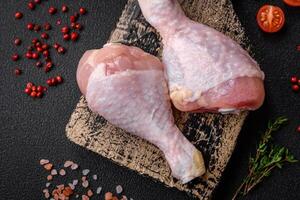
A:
[[0, 0, 299, 199]]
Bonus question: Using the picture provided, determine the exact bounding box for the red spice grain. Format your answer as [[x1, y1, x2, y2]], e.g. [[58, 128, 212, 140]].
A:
[[63, 34, 70, 41], [48, 7, 57, 15], [291, 76, 298, 84], [61, 26, 69, 34], [26, 82, 33, 89], [56, 76, 63, 83], [25, 88, 32, 95], [43, 22, 52, 31], [32, 52, 39, 59], [11, 54, 19, 61], [26, 52, 33, 59], [30, 91, 37, 98], [14, 38, 22, 46], [58, 46, 66, 54], [53, 43, 60, 49], [37, 46, 43, 52], [37, 92, 43, 98], [62, 5, 68, 13], [31, 86, 37, 91], [15, 12, 23, 19], [14, 68, 22, 76], [75, 23, 83, 30], [34, 24, 41, 32], [70, 15, 77, 23], [292, 84, 299, 92], [37, 86, 43, 92], [71, 32, 79, 41], [43, 50, 49, 57], [28, 1, 36, 10], [41, 33, 49, 39], [36, 61, 42, 67], [32, 38, 39, 44], [27, 23, 34, 30], [297, 126, 300, 133], [79, 8, 87, 15], [42, 44, 49, 50], [56, 19, 62, 25], [34, 0, 41, 4]]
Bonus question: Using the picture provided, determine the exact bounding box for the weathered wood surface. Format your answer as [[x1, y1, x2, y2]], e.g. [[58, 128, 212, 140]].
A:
[[66, 0, 250, 199]]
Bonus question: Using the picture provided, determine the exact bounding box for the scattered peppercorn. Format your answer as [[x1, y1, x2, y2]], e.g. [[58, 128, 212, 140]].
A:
[[27, 23, 34, 30], [63, 34, 70, 41], [48, 7, 57, 15], [58, 46, 66, 54], [70, 15, 77, 23], [292, 84, 299, 92], [34, 24, 41, 32], [61, 26, 69, 34], [11, 54, 20, 61], [290, 76, 298, 84], [28, 1, 36, 10], [14, 38, 22, 46], [15, 12, 23, 19], [41, 33, 49, 39], [79, 8, 87, 15], [43, 22, 52, 31], [14, 68, 22, 76], [71, 32, 79, 41], [62, 5, 68, 12]]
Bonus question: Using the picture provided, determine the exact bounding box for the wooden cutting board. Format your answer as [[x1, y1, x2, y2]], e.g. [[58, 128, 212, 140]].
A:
[[66, 0, 250, 199]]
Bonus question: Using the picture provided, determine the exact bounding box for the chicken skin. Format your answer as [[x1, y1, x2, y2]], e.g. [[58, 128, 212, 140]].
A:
[[138, 0, 265, 113], [77, 43, 205, 183]]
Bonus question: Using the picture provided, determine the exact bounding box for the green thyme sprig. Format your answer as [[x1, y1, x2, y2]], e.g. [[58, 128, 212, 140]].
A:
[[232, 117, 297, 200]]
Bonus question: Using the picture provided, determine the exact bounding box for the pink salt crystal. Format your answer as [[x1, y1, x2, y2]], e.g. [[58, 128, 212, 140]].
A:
[[68, 183, 75, 190], [82, 195, 89, 200], [51, 169, 58, 175], [45, 192, 50, 198], [59, 169, 66, 176], [71, 163, 79, 170], [43, 188, 49, 193], [73, 179, 78, 186], [64, 160, 74, 168], [40, 159, 49, 165], [82, 180, 89, 188]]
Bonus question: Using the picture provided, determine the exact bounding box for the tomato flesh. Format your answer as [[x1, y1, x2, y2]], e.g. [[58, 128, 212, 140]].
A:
[[256, 5, 285, 33], [283, 0, 300, 7]]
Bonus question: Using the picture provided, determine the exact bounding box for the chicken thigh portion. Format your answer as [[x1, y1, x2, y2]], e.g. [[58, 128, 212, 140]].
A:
[[77, 43, 205, 183], [138, 0, 265, 113]]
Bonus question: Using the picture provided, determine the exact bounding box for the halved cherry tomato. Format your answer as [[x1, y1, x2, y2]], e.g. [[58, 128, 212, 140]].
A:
[[256, 5, 285, 33], [283, 0, 300, 7]]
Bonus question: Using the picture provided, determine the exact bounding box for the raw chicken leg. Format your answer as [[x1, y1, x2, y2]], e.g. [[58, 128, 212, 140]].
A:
[[77, 43, 205, 183], [138, 0, 265, 113]]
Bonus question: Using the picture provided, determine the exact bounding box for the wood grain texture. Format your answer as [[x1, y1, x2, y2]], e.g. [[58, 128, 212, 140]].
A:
[[66, 0, 250, 199]]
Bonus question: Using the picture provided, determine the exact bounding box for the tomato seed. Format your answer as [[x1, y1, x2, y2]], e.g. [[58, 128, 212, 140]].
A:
[[61, 26, 69, 34], [41, 33, 49, 39], [34, 24, 41, 32], [43, 22, 51, 31], [71, 32, 79, 41], [290, 76, 298, 84], [63, 34, 70, 41], [292, 84, 299, 92]]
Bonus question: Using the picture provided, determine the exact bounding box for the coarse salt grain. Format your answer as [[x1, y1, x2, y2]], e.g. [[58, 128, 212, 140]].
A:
[[45, 192, 50, 198], [81, 176, 87, 181], [44, 163, 53, 171], [40, 159, 50, 165], [59, 169, 66, 176], [64, 160, 74, 168], [121, 195, 128, 200], [76, 194, 79, 198], [116, 185, 123, 194], [43, 188, 49, 193], [87, 189, 93, 197], [82, 180, 89, 188], [47, 175, 53, 181], [92, 174, 97, 180], [46, 182, 51, 187], [96, 187, 102, 194], [51, 169, 58, 175], [73, 179, 78, 186], [82, 195, 89, 200], [82, 169, 90, 176], [68, 183, 75, 190]]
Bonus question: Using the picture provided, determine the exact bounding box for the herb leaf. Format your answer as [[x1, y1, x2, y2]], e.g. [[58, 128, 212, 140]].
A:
[[232, 117, 297, 200]]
